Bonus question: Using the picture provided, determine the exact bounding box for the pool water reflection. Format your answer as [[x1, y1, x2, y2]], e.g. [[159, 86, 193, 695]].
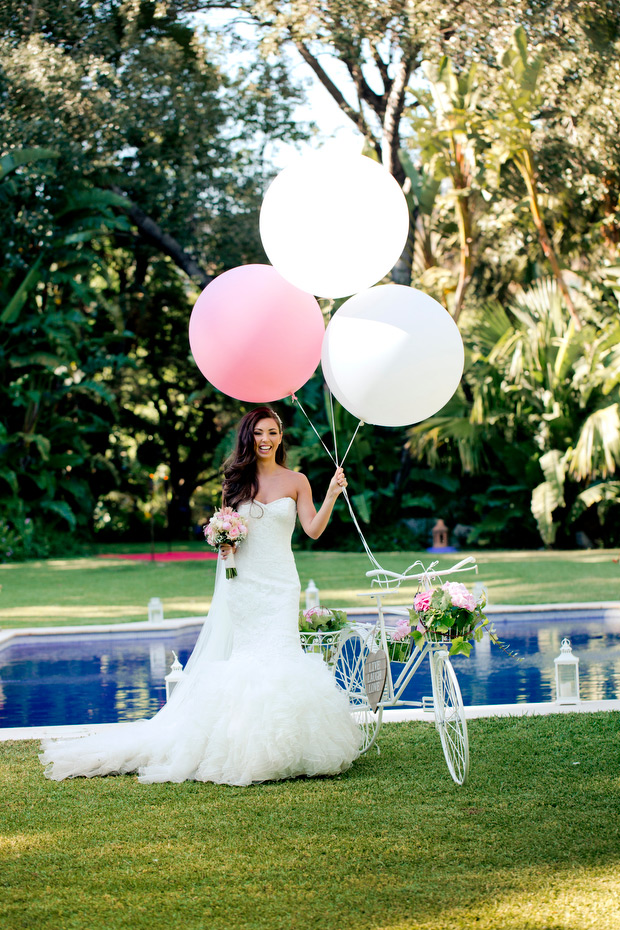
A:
[[1, 614, 619, 729], [395, 614, 620, 708], [0, 629, 199, 729]]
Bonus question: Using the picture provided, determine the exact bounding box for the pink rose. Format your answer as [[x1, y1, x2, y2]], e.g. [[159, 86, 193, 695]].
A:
[[414, 591, 432, 612]]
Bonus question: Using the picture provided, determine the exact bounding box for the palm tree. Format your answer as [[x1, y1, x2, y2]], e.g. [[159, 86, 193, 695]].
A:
[[409, 277, 620, 545]]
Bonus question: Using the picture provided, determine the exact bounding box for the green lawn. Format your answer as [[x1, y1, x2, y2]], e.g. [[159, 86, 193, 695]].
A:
[[1, 714, 619, 930], [0, 547, 618, 628], [0, 550, 620, 628]]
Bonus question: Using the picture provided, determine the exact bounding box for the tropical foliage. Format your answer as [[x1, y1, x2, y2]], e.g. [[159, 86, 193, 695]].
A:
[[0, 1, 300, 556], [410, 278, 620, 547], [2, 3, 620, 558]]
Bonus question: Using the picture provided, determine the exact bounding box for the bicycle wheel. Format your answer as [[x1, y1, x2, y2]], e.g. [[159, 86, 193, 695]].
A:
[[430, 648, 469, 785], [333, 630, 384, 754]]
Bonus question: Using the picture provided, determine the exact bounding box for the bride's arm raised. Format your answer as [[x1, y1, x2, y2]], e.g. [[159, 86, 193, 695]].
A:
[[295, 468, 347, 540]]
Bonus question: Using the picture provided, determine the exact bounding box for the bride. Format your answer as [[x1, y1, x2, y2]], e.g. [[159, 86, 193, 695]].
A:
[[40, 405, 362, 786]]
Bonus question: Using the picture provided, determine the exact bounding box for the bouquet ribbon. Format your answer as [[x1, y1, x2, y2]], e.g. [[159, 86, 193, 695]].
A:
[[222, 548, 237, 580]]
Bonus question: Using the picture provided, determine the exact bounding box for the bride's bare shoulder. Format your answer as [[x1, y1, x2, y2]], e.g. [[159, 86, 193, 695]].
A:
[[288, 470, 311, 497]]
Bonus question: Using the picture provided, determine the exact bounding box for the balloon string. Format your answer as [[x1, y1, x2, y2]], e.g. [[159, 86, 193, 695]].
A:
[[290, 394, 337, 466], [291, 392, 385, 575], [341, 487, 385, 574], [340, 419, 363, 466], [329, 390, 339, 465]]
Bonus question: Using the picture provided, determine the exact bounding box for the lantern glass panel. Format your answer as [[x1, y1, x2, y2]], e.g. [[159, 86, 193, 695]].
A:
[[558, 665, 577, 698]]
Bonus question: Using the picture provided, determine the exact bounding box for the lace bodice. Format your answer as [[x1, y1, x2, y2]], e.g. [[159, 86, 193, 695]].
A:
[[226, 497, 301, 657], [235, 497, 297, 571]]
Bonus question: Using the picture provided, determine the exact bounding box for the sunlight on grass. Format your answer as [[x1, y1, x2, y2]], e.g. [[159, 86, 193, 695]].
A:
[[0, 549, 619, 628], [162, 597, 212, 614], [0, 597, 212, 625], [0, 604, 148, 621], [424, 863, 620, 930], [0, 558, 130, 573], [474, 549, 620, 563], [0, 832, 55, 852]]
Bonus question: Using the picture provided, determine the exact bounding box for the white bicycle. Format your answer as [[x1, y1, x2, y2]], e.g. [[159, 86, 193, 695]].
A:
[[331, 558, 477, 786]]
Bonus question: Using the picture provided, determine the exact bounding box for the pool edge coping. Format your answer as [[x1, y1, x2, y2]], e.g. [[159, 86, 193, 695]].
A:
[[1, 600, 620, 649]]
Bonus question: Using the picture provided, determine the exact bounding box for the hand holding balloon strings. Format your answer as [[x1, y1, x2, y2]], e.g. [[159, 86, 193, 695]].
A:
[[289, 391, 384, 575], [328, 467, 348, 498]]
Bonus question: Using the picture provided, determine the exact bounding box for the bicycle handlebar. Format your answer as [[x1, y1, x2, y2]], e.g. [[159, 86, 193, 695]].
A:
[[365, 556, 478, 587]]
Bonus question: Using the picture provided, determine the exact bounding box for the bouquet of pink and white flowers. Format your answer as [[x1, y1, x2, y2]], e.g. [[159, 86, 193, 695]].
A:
[[204, 507, 248, 579], [388, 580, 505, 659]]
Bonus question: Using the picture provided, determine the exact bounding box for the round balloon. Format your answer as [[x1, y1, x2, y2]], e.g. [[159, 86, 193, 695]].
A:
[[322, 286, 464, 426], [189, 264, 324, 402], [259, 151, 410, 299]]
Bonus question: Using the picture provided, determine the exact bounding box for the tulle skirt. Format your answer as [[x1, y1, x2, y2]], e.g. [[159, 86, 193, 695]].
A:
[[40, 650, 361, 787]]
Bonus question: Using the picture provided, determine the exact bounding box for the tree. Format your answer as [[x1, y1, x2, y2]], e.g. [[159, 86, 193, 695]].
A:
[[0, 148, 132, 557], [409, 278, 620, 547], [197, 0, 620, 289], [488, 27, 582, 329], [1, 0, 303, 284], [403, 57, 485, 320], [1, 1, 306, 544]]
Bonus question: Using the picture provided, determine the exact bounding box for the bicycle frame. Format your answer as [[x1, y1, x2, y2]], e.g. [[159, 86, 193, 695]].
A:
[[355, 557, 479, 710]]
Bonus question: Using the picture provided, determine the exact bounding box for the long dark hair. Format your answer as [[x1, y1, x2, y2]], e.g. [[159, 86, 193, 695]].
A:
[[222, 406, 286, 509]]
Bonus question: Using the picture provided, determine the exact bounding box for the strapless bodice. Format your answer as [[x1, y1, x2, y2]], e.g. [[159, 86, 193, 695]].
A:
[[227, 496, 300, 656], [235, 497, 297, 567]]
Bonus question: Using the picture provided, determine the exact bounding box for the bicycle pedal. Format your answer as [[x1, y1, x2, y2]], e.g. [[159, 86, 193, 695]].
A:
[[422, 695, 434, 712]]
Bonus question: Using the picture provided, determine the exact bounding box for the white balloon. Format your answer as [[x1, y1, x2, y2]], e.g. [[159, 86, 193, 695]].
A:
[[322, 286, 464, 427], [259, 151, 410, 299]]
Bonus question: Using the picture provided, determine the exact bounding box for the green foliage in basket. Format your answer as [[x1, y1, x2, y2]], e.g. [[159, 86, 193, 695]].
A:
[[298, 606, 349, 634]]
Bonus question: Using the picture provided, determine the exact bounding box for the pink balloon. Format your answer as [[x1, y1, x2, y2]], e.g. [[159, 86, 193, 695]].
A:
[[189, 264, 324, 402]]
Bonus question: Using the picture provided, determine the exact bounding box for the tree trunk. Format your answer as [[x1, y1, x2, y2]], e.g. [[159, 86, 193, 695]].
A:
[[287, 34, 416, 286], [381, 56, 416, 286], [518, 151, 581, 330], [453, 192, 472, 323]]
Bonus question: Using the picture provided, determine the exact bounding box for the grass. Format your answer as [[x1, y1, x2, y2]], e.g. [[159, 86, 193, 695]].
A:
[[1, 713, 619, 929], [0, 547, 619, 628]]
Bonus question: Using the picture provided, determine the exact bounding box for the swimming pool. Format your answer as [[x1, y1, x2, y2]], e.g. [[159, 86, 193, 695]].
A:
[[1, 610, 619, 729]]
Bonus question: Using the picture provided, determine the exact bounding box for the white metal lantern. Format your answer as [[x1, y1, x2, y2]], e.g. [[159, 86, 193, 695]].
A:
[[165, 651, 185, 701], [305, 579, 320, 609], [148, 596, 164, 624], [554, 638, 580, 704]]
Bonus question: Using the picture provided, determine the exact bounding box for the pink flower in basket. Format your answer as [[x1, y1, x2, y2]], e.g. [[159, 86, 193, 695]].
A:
[[392, 618, 412, 642], [413, 590, 432, 612], [442, 581, 476, 612]]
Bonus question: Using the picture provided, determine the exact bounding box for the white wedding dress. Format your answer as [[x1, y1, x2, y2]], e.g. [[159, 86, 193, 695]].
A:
[[40, 497, 361, 786]]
